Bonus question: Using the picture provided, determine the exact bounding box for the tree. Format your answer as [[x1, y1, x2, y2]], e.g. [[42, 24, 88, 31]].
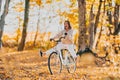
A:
[[107, 2, 113, 35], [0, 0, 10, 48], [78, 0, 87, 51], [113, 4, 119, 35], [92, 0, 103, 49], [94, 0, 102, 35], [0, 0, 2, 11], [88, 0, 95, 49], [18, 0, 30, 51], [107, 1, 112, 25], [32, 0, 42, 47], [33, 10, 40, 47]]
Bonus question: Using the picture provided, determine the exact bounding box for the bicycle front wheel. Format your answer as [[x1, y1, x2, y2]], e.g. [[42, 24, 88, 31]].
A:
[[48, 52, 62, 75]]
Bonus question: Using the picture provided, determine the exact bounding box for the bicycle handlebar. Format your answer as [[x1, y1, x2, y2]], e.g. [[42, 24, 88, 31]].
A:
[[50, 33, 67, 43]]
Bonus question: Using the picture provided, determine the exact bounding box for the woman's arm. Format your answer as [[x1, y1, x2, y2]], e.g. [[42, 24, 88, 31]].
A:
[[53, 30, 64, 39]]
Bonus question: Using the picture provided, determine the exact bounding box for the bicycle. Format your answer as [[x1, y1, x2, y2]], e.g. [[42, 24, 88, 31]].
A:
[[48, 33, 76, 75]]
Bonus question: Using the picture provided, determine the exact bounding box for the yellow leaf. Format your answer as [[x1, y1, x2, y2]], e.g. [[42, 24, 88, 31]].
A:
[[30, 0, 42, 6], [55, 0, 60, 2], [36, 0, 42, 6], [116, 0, 120, 5], [46, 0, 52, 4]]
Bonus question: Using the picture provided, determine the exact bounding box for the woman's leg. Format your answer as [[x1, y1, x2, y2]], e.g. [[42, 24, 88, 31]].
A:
[[46, 43, 65, 55], [67, 44, 77, 59], [40, 46, 57, 57], [45, 46, 56, 55]]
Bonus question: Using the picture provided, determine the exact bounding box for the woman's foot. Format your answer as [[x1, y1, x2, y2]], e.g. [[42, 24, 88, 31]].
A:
[[39, 51, 43, 57], [39, 50, 46, 57]]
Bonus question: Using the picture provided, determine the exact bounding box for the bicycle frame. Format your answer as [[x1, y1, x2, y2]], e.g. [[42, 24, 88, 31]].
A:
[[54, 47, 71, 65], [51, 46, 67, 64]]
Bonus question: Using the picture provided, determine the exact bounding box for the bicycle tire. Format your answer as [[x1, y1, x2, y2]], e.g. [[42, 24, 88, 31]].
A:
[[48, 52, 62, 75], [66, 55, 76, 73]]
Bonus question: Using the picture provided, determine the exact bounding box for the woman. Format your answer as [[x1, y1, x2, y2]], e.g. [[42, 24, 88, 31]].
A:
[[40, 20, 77, 60]]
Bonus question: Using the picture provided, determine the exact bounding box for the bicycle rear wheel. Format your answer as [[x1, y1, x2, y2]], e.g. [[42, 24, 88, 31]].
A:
[[48, 52, 62, 75], [66, 55, 76, 73]]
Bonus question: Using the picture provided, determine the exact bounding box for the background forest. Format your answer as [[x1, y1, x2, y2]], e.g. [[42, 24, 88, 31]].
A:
[[0, 0, 120, 80]]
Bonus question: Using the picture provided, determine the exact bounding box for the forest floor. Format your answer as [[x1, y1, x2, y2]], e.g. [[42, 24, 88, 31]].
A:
[[0, 48, 120, 80]]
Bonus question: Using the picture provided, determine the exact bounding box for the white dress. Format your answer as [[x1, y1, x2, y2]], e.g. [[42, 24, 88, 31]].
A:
[[45, 29, 77, 58]]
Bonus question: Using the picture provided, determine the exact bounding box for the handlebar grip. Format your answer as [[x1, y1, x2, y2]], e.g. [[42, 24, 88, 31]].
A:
[[50, 38, 54, 41]]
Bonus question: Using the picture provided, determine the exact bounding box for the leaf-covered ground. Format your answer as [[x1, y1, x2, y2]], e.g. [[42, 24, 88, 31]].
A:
[[0, 49, 120, 80]]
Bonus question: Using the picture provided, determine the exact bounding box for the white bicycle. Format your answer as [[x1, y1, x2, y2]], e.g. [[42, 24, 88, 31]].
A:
[[48, 34, 76, 75]]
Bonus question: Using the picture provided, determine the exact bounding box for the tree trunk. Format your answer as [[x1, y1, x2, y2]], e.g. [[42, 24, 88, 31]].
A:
[[0, 0, 10, 48], [95, 25, 102, 48], [33, 20, 39, 47], [78, 0, 87, 51], [103, 0, 106, 13], [33, 6, 40, 47], [114, 22, 120, 35], [88, 1, 95, 49], [113, 4, 119, 35], [18, 0, 30, 51], [107, 2, 112, 24], [95, 0, 107, 49], [0, 0, 2, 12], [94, 0, 102, 35], [106, 1, 113, 35]]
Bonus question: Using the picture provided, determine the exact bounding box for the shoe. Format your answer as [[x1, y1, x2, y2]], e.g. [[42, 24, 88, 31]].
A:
[[39, 51, 43, 57]]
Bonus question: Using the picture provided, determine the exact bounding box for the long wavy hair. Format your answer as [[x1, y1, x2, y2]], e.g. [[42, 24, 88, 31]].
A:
[[64, 20, 72, 30]]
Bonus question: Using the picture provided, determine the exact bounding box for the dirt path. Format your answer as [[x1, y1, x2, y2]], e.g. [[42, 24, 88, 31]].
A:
[[0, 50, 120, 80]]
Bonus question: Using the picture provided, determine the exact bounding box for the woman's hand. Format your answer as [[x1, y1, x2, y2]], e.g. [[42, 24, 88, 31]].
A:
[[50, 38, 54, 41]]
